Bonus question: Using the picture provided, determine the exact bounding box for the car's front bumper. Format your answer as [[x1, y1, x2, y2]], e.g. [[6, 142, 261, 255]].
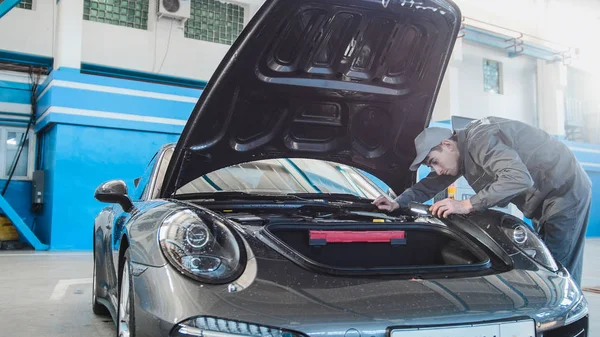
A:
[[131, 260, 588, 337], [167, 316, 589, 337]]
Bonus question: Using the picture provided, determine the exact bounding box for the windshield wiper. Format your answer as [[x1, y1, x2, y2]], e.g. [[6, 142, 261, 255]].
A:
[[290, 193, 374, 203], [294, 203, 408, 220], [175, 191, 306, 201]]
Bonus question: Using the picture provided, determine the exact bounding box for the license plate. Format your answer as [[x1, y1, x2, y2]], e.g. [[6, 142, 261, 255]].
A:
[[390, 319, 535, 337]]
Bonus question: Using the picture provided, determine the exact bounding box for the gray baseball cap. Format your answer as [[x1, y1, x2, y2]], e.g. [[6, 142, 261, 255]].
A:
[[409, 127, 453, 171]]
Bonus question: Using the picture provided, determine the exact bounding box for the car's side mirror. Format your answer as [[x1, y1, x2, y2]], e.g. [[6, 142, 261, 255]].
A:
[[133, 177, 141, 188], [387, 188, 397, 199], [95, 180, 134, 212]]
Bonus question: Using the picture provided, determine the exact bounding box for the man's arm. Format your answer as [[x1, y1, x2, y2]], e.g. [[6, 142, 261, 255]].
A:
[[394, 171, 458, 207], [468, 135, 534, 211]]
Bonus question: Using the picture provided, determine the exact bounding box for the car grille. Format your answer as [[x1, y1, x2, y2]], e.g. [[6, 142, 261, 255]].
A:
[[538, 315, 588, 337]]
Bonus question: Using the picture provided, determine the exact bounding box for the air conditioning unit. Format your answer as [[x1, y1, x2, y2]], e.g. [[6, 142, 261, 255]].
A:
[[158, 0, 191, 21]]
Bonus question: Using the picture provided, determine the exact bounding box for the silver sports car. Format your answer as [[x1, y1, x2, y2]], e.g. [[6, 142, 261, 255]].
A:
[[92, 0, 589, 336]]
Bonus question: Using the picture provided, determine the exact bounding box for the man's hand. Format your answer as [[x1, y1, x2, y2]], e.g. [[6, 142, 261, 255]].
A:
[[430, 198, 473, 218], [372, 195, 399, 212]]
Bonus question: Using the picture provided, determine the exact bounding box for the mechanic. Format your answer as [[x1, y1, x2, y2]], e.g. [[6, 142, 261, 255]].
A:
[[372, 116, 592, 286]]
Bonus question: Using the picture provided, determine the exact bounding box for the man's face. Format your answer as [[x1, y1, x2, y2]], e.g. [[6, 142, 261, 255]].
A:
[[424, 141, 460, 176]]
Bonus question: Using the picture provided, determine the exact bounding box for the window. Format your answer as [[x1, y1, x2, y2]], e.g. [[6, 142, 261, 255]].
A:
[[83, 0, 149, 30], [483, 59, 503, 94], [135, 145, 174, 201], [16, 0, 33, 10], [175, 158, 385, 199], [0, 127, 35, 180], [185, 0, 245, 45]]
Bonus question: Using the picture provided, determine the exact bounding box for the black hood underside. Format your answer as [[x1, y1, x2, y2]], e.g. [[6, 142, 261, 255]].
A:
[[162, 0, 461, 197]]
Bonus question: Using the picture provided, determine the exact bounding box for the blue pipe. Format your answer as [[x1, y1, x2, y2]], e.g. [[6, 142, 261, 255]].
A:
[[0, 0, 23, 19]]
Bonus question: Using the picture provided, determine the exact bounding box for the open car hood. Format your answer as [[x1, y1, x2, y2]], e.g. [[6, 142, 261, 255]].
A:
[[161, 0, 461, 197]]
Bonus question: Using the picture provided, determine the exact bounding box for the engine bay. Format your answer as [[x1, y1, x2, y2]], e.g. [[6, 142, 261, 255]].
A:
[[184, 202, 498, 278]]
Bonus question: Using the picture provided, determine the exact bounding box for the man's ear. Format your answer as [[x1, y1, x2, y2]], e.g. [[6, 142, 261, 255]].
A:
[[441, 139, 454, 150]]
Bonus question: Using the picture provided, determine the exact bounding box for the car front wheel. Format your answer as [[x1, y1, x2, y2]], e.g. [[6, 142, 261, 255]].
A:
[[117, 249, 135, 337]]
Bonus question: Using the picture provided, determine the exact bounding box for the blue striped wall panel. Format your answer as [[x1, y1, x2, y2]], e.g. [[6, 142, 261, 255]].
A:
[[43, 86, 196, 120], [36, 112, 185, 135], [35, 68, 202, 134], [0, 86, 30, 104], [54, 67, 202, 97]]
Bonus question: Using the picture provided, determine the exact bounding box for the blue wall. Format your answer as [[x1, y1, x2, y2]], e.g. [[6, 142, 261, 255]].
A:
[[28, 66, 201, 249], [44, 124, 179, 250], [587, 171, 600, 237], [562, 141, 600, 237], [36, 125, 57, 245], [0, 84, 30, 106]]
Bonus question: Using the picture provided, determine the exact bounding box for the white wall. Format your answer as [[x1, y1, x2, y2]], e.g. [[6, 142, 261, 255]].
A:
[[453, 0, 600, 75], [433, 41, 537, 125], [432, 38, 463, 122], [453, 0, 543, 37], [54, 0, 83, 69], [0, 0, 266, 81], [459, 42, 537, 124], [81, 0, 262, 81], [536, 59, 567, 136], [0, 1, 54, 57]]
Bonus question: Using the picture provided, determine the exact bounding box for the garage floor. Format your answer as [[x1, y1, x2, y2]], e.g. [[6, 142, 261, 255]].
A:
[[1, 239, 600, 336]]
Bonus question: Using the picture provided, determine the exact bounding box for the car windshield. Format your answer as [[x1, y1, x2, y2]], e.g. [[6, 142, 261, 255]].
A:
[[175, 158, 386, 199]]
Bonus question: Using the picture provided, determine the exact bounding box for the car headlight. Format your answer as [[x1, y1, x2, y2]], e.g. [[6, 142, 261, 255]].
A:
[[565, 296, 588, 325], [500, 216, 558, 272], [159, 209, 246, 284]]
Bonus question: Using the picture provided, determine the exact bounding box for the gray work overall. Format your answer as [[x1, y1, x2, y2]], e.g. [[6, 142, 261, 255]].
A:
[[396, 116, 592, 285]]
